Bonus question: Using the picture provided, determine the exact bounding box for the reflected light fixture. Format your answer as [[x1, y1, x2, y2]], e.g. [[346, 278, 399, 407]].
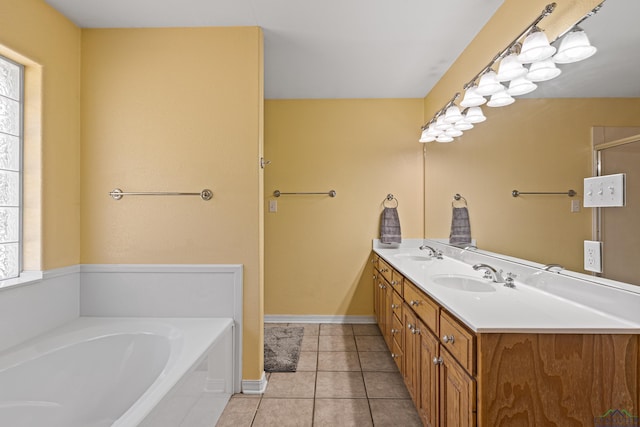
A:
[[487, 90, 515, 107], [496, 49, 528, 81], [463, 106, 486, 124], [517, 27, 556, 63], [526, 58, 562, 82], [507, 76, 537, 96], [553, 26, 597, 63], [460, 86, 487, 107], [419, 129, 435, 143], [444, 105, 463, 124], [475, 70, 505, 96], [436, 134, 454, 143], [454, 119, 474, 131]]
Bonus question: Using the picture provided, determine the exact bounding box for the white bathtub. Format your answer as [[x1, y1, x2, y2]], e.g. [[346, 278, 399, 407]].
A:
[[0, 316, 234, 427]]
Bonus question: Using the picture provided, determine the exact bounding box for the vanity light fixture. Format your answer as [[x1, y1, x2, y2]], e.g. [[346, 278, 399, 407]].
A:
[[418, 1, 605, 145], [487, 90, 515, 107], [526, 58, 562, 82], [553, 26, 597, 63], [506, 76, 537, 96], [459, 86, 487, 108], [517, 27, 556, 63]]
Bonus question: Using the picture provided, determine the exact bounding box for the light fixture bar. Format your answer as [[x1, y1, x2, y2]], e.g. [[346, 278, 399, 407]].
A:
[[421, 92, 460, 130], [552, 1, 606, 42]]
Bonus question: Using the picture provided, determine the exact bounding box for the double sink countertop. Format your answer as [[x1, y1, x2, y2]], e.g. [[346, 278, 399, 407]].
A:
[[373, 239, 640, 334]]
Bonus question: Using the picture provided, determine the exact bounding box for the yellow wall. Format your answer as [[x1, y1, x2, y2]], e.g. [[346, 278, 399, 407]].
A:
[[80, 27, 265, 380], [0, 0, 81, 270], [264, 99, 424, 316]]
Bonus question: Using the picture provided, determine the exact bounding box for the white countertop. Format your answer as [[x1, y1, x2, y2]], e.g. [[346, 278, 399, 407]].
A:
[[374, 240, 640, 333]]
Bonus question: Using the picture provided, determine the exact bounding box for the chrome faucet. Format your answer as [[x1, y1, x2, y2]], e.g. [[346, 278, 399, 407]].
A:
[[472, 263, 505, 283], [542, 263, 564, 272], [419, 244, 443, 259]]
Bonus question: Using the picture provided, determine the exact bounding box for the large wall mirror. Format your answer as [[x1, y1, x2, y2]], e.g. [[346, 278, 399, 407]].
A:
[[424, 0, 640, 286]]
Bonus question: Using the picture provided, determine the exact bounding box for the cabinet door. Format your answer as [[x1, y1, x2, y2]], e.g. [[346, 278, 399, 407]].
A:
[[402, 304, 419, 402], [440, 348, 476, 427], [419, 321, 439, 427], [383, 282, 394, 348], [373, 272, 379, 323]]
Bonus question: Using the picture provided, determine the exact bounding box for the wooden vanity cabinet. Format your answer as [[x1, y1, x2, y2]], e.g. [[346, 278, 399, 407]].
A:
[[373, 252, 639, 427]]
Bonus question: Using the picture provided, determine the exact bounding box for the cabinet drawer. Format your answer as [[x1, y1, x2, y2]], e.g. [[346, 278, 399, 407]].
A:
[[404, 281, 439, 334], [440, 310, 476, 375], [392, 291, 403, 319], [392, 338, 403, 372], [378, 259, 393, 284], [390, 271, 404, 296], [391, 313, 404, 350]]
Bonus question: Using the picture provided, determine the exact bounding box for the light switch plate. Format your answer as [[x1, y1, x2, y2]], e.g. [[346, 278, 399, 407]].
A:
[[584, 240, 602, 273], [583, 173, 625, 207], [269, 200, 277, 213]]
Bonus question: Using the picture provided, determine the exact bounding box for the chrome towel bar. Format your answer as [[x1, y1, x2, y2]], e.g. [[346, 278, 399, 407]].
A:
[[109, 188, 213, 201], [273, 190, 336, 198], [512, 189, 576, 197]]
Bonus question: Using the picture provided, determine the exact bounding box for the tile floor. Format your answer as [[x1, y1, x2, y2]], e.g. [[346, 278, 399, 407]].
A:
[[215, 323, 423, 427]]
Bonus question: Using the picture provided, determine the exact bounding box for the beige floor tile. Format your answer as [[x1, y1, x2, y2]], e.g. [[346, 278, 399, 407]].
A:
[[317, 351, 361, 371], [264, 372, 316, 398], [288, 323, 320, 336], [215, 395, 260, 427], [300, 335, 319, 351], [358, 351, 398, 372], [313, 398, 373, 427], [355, 335, 388, 351], [296, 351, 318, 371], [368, 399, 423, 427], [363, 371, 410, 399], [319, 324, 354, 335], [352, 324, 381, 336], [318, 335, 357, 351], [315, 371, 366, 398], [253, 398, 314, 427]]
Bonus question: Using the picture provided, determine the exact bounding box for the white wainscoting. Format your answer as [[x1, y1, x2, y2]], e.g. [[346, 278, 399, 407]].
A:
[[0, 266, 80, 353], [80, 264, 244, 393]]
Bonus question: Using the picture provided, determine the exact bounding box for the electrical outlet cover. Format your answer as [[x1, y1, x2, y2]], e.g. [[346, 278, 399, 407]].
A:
[[584, 240, 603, 273]]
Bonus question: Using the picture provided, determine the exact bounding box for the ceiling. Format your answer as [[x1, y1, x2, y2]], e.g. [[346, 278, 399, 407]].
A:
[[44, 0, 504, 99]]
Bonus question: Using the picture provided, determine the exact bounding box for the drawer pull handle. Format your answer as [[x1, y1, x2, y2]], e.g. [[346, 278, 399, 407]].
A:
[[412, 327, 421, 335], [391, 304, 399, 309], [391, 328, 398, 334], [410, 300, 420, 307], [442, 334, 455, 344], [381, 268, 389, 273], [391, 280, 397, 285], [391, 353, 400, 359], [433, 357, 443, 365]]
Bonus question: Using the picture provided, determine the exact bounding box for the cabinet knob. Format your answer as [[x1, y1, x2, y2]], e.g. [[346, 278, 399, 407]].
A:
[[433, 357, 443, 365], [410, 300, 420, 307], [391, 304, 399, 309], [412, 327, 421, 335], [391, 280, 397, 285], [373, 274, 377, 279], [381, 268, 389, 273], [391, 328, 398, 334], [391, 353, 400, 359], [442, 334, 455, 344]]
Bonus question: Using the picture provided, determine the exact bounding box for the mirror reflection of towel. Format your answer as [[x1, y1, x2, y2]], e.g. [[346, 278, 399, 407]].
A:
[[449, 207, 471, 245], [380, 207, 401, 244]]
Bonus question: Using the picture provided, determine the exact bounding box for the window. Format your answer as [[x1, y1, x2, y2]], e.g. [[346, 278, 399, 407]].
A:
[[0, 55, 23, 280]]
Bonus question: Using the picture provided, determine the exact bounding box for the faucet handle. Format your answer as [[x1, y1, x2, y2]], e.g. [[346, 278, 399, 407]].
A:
[[504, 272, 517, 288]]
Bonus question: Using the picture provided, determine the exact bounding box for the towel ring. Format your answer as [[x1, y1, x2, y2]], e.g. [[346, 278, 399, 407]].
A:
[[452, 193, 467, 208], [383, 194, 399, 208]]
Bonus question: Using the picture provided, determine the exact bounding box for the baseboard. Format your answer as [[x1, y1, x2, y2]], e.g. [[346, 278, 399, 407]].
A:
[[264, 315, 376, 324], [242, 371, 267, 395]]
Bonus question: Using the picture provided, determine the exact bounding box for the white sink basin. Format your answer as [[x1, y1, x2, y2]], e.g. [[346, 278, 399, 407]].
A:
[[394, 253, 432, 262], [431, 274, 496, 293]]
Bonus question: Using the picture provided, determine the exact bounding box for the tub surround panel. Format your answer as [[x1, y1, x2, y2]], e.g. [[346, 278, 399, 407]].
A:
[[0, 268, 79, 353], [373, 239, 640, 333]]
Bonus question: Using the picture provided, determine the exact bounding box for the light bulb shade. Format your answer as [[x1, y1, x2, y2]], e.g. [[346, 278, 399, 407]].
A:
[[518, 30, 556, 63], [475, 71, 505, 96], [419, 129, 435, 143], [444, 105, 463, 124], [445, 128, 463, 137], [553, 29, 597, 64], [425, 124, 442, 137], [434, 115, 452, 131], [507, 76, 537, 96], [487, 90, 515, 107], [464, 106, 486, 124], [496, 54, 528, 81], [527, 59, 562, 82], [436, 134, 454, 143], [460, 86, 486, 108], [454, 119, 473, 131]]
